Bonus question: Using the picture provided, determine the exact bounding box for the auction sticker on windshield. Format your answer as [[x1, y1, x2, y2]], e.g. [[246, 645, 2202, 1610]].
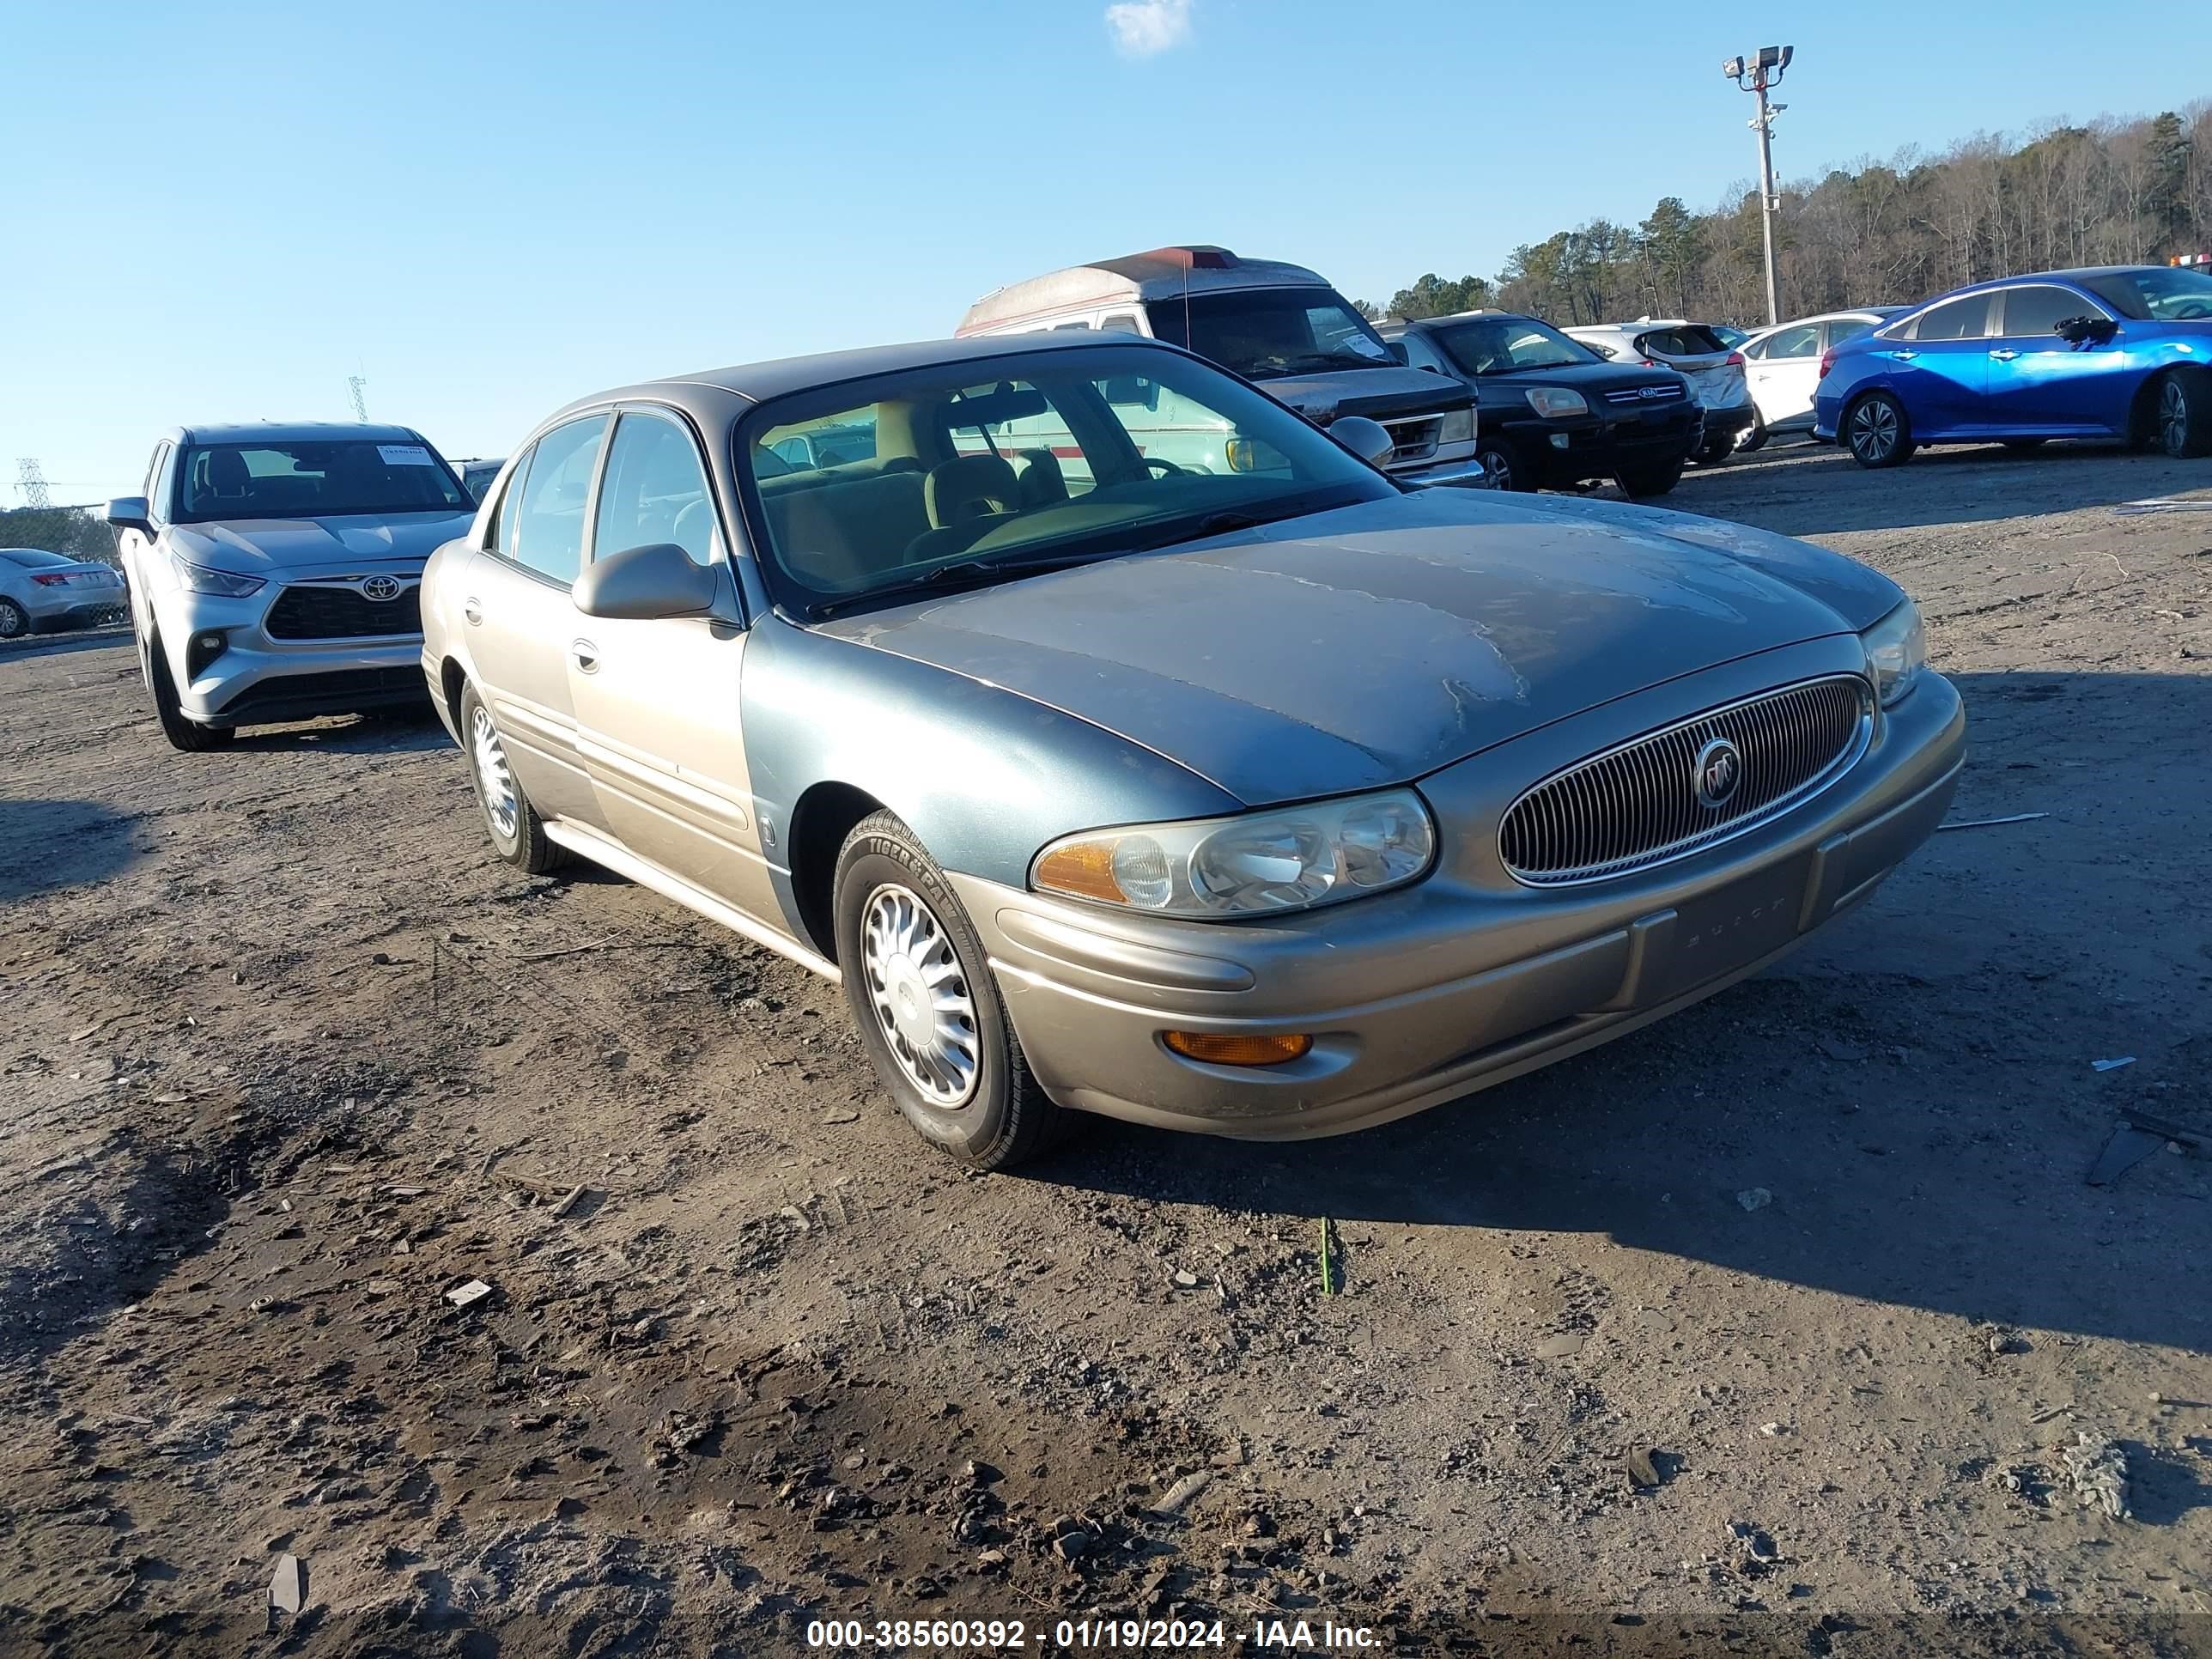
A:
[[377, 445, 434, 465]]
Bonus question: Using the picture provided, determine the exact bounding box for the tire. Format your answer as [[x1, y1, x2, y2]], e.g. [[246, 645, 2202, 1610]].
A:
[[146, 631, 234, 751], [1616, 458, 1685, 497], [0, 599, 27, 641], [1690, 435, 1735, 465], [2154, 367, 2212, 459], [1736, 421, 1769, 453], [1475, 438, 1536, 493], [1844, 392, 1916, 469], [833, 810, 1071, 1170], [458, 681, 568, 872]]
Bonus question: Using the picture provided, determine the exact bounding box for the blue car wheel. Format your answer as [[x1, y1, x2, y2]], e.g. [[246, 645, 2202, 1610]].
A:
[[2156, 368, 2212, 459], [1844, 391, 1915, 470]]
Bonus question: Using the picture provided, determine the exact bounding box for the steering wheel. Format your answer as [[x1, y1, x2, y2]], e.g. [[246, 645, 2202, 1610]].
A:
[[2172, 301, 2211, 320], [1144, 458, 1187, 479]]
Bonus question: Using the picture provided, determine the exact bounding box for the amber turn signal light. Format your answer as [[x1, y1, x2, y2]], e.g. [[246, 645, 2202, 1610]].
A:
[[1162, 1031, 1313, 1066]]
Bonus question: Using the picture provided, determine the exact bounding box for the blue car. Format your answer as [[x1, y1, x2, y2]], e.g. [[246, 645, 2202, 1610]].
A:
[[1814, 264, 2212, 467]]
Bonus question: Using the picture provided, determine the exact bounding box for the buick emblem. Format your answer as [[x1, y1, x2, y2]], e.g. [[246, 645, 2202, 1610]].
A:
[[1693, 737, 1743, 810], [362, 574, 404, 602]]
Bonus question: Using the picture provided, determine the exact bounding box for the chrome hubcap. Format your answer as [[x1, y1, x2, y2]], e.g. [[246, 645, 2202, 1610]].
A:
[[2161, 380, 2187, 453], [0, 605, 21, 637], [470, 706, 519, 841], [1852, 401, 1897, 460], [860, 884, 979, 1108]]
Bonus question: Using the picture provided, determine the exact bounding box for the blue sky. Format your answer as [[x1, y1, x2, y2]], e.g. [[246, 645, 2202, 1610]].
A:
[[4, 0, 2207, 505]]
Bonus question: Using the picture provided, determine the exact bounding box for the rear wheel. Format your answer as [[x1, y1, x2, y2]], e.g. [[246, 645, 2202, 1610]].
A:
[[2155, 368, 2212, 459], [459, 681, 568, 872], [1475, 437, 1536, 493], [1736, 420, 1769, 453], [146, 631, 234, 751], [0, 599, 27, 641], [1844, 392, 1915, 468], [1616, 458, 1684, 497], [834, 811, 1072, 1170]]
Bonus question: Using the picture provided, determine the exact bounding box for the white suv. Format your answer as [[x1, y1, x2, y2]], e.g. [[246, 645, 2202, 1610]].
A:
[[1565, 321, 1753, 463]]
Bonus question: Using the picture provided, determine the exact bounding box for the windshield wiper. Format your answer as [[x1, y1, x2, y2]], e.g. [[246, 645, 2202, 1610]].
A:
[[806, 550, 1107, 620]]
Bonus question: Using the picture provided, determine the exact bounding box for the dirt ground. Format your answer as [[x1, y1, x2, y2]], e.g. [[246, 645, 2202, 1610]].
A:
[[3, 441, 2209, 1658]]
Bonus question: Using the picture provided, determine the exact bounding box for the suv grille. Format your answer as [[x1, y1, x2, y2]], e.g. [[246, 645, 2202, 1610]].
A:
[[265, 582, 422, 640], [1383, 416, 1442, 463], [1604, 384, 1686, 406], [1498, 677, 1872, 886]]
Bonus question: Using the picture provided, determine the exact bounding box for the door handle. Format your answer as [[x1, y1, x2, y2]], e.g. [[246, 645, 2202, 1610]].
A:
[[463, 598, 483, 626], [1887, 349, 1918, 362], [571, 638, 599, 674], [1990, 349, 2019, 361]]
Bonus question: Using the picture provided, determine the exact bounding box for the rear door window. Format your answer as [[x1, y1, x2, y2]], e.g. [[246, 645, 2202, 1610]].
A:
[[1759, 324, 1820, 360], [1911, 295, 1992, 341], [1823, 317, 1881, 349], [507, 416, 608, 586]]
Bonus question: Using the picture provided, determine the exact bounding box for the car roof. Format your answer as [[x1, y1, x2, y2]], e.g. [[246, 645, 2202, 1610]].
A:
[[957, 246, 1331, 333], [546, 331, 1166, 426], [1931, 266, 2166, 301], [1380, 309, 1523, 332], [167, 421, 429, 446]]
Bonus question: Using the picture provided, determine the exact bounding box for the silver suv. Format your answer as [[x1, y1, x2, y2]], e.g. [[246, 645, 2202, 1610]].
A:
[[106, 423, 476, 750]]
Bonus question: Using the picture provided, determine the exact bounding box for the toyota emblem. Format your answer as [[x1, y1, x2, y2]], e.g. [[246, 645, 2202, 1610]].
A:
[[362, 574, 403, 602], [1693, 737, 1743, 810]]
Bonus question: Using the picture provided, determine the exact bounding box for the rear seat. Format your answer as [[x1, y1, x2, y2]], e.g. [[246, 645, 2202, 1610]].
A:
[[759, 459, 929, 591]]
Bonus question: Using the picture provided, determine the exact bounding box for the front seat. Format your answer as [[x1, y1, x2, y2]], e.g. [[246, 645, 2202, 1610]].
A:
[[922, 453, 1021, 528], [1013, 448, 1068, 508], [196, 447, 252, 512]]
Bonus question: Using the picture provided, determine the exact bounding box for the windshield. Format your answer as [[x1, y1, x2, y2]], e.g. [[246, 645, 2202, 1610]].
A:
[[1147, 287, 1396, 380], [2082, 267, 2212, 322], [738, 343, 1394, 617], [1429, 316, 1600, 376], [173, 440, 471, 522]]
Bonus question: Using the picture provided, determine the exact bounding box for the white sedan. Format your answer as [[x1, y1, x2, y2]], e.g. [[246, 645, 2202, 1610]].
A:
[[1736, 309, 1904, 450]]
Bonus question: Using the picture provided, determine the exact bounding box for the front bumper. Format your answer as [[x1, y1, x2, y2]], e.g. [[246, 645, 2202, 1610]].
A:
[[151, 568, 430, 726], [1513, 409, 1701, 486], [1395, 457, 1497, 489], [957, 640, 1965, 1140]]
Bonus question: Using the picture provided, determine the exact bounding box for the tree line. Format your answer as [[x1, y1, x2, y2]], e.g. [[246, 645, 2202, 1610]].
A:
[[1364, 104, 2211, 328], [0, 505, 117, 566]]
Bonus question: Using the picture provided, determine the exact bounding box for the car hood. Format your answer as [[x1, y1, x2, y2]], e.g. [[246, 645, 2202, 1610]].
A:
[[817, 490, 1905, 806], [1252, 364, 1470, 423], [1472, 361, 1686, 395], [167, 511, 474, 574]]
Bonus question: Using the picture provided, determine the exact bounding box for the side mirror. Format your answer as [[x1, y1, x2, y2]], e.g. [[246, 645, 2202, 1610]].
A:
[[104, 496, 152, 534], [573, 542, 720, 621], [1383, 341, 1410, 367], [2055, 315, 2118, 346], [1328, 416, 1395, 469]]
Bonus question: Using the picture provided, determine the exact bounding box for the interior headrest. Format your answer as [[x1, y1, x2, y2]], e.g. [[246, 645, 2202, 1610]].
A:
[[207, 449, 251, 490], [924, 453, 1020, 528]]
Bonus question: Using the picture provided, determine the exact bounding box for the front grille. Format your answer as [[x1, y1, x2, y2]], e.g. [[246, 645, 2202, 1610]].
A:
[[1384, 416, 1443, 463], [1498, 677, 1872, 886], [265, 582, 421, 640], [1604, 384, 1686, 405]]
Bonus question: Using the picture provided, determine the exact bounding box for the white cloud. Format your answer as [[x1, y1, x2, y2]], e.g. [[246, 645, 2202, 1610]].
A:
[[1105, 0, 1194, 57]]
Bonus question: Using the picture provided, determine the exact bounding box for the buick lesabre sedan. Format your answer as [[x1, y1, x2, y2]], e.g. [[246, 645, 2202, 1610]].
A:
[[106, 422, 475, 750], [421, 334, 1964, 1169]]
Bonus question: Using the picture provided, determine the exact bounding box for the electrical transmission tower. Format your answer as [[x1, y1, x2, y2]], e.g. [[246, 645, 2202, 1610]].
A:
[[16, 458, 52, 508], [348, 376, 369, 422]]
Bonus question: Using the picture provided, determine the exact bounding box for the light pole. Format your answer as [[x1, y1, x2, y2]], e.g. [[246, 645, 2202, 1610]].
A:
[[1723, 45, 1792, 326]]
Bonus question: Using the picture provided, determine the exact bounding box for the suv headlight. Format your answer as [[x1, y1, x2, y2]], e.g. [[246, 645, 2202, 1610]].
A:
[[1437, 407, 1474, 444], [1861, 599, 1927, 707], [171, 551, 265, 599], [1031, 788, 1436, 918], [1524, 386, 1589, 419]]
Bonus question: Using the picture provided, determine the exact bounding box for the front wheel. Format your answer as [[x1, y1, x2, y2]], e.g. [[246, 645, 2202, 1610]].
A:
[[1844, 392, 1916, 469], [1691, 434, 1735, 465], [459, 681, 568, 872], [1736, 420, 1769, 453], [1616, 458, 1684, 497], [1475, 438, 1535, 493], [146, 631, 234, 751], [834, 811, 1071, 1170], [2155, 368, 2212, 459]]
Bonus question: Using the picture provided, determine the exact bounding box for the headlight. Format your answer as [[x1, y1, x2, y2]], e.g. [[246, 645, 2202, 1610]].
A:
[[1523, 386, 1589, 419], [1437, 407, 1474, 444], [1861, 599, 1927, 707], [170, 551, 264, 598], [1031, 788, 1436, 918]]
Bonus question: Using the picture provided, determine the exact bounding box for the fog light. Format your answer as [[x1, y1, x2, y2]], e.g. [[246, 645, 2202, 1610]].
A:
[[185, 629, 229, 678], [1163, 1031, 1313, 1066], [1549, 432, 1571, 449]]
